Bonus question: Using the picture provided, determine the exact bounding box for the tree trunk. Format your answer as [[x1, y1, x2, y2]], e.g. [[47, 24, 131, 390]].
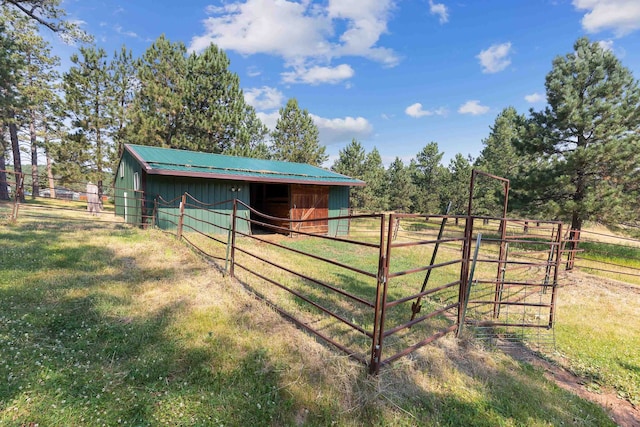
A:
[[45, 148, 55, 199], [30, 112, 39, 198], [9, 118, 24, 202], [0, 148, 8, 200], [567, 162, 586, 270]]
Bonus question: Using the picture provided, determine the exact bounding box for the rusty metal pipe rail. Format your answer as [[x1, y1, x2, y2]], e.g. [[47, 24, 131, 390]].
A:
[[181, 222, 228, 246], [183, 204, 232, 217], [574, 256, 640, 270], [387, 259, 463, 279], [233, 270, 368, 365], [234, 244, 375, 309], [481, 237, 561, 246], [381, 324, 459, 367], [157, 194, 184, 205], [182, 212, 231, 234], [234, 257, 373, 336], [474, 258, 554, 267], [474, 279, 555, 287], [383, 303, 459, 337], [467, 300, 551, 308], [238, 198, 382, 222], [184, 193, 235, 208], [236, 229, 378, 278], [243, 214, 381, 248], [182, 234, 226, 261], [157, 210, 180, 219], [389, 236, 465, 249], [578, 228, 640, 243], [385, 279, 462, 308], [573, 264, 640, 277]]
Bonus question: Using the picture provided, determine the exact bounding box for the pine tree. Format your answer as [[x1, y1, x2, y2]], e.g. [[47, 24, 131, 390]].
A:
[[12, 15, 60, 197], [474, 107, 525, 217], [332, 139, 366, 209], [109, 45, 136, 167], [61, 46, 113, 183], [361, 148, 388, 211], [442, 154, 473, 216], [183, 44, 248, 153], [517, 37, 640, 232], [271, 98, 327, 166], [387, 157, 415, 213], [128, 35, 187, 148], [0, 10, 26, 199], [410, 142, 445, 214], [223, 105, 270, 159]]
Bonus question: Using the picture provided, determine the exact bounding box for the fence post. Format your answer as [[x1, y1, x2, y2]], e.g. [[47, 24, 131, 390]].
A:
[[229, 199, 238, 278], [566, 229, 579, 270], [369, 214, 392, 375], [152, 198, 158, 228], [549, 223, 563, 328], [458, 233, 482, 335], [11, 172, 24, 221], [177, 193, 186, 240]]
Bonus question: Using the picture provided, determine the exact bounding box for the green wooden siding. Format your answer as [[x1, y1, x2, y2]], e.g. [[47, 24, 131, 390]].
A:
[[147, 176, 250, 235], [328, 186, 350, 236], [114, 151, 144, 225]]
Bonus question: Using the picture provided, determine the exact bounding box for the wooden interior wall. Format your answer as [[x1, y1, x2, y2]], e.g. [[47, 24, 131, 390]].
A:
[[290, 184, 329, 234]]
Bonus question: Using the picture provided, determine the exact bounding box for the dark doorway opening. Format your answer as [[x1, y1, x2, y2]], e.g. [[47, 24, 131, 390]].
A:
[[250, 183, 290, 234]]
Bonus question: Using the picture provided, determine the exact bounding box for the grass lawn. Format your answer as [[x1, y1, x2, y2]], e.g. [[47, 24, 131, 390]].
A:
[[0, 210, 621, 426]]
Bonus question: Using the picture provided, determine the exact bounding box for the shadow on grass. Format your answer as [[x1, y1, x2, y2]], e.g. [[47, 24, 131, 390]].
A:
[[0, 219, 293, 426]]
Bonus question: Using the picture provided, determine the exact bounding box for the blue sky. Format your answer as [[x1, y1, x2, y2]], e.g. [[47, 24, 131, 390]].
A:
[[53, 0, 640, 167]]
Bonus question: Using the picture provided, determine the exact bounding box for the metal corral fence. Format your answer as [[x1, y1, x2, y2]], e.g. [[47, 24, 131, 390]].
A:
[[565, 227, 640, 285], [0, 170, 145, 226], [151, 192, 566, 374]]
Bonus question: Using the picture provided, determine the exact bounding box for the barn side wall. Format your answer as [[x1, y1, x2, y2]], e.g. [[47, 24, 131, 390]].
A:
[[148, 176, 250, 235], [114, 151, 144, 225], [329, 186, 350, 236]]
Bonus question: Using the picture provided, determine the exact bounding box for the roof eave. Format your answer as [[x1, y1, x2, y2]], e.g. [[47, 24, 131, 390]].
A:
[[147, 168, 366, 186]]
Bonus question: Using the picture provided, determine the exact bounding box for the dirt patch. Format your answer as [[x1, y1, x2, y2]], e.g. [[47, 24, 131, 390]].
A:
[[504, 344, 639, 427]]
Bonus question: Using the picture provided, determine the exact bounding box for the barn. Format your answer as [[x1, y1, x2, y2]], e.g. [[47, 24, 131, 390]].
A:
[[114, 144, 365, 235]]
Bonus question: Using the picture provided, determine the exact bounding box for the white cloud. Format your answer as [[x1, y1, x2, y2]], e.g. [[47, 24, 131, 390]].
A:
[[573, 0, 640, 37], [246, 66, 261, 77], [597, 39, 614, 51], [524, 92, 544, 103], [189, 0, 398, 84], [113, 24, 139, 38], [282, 64, 354, 85], [458, 100, 490, 115], [256, 111, 280, 131], [477, 42, 512, 73], [244, 86, 285, 111], [311, 114, 373, 144], [405, 103, 447, 118], [428, 0, 449, 24]]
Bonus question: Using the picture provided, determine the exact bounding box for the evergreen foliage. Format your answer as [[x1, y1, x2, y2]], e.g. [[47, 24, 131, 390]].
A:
[[60, 46, 113, 182], [442, 154, 473, 216], [332, 139, 366, 209], [410, 142, 446, 214], [128, 35, 187, 148], [517, 37, 640, 231], [271, 98, 327, 166], [474, 107, 526, 217], [361, 148, 388, 211], [387, 157, 415, 212]]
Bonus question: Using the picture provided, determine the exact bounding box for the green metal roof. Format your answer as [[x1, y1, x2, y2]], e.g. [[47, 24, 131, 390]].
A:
[[124, 144, 365, 187]]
